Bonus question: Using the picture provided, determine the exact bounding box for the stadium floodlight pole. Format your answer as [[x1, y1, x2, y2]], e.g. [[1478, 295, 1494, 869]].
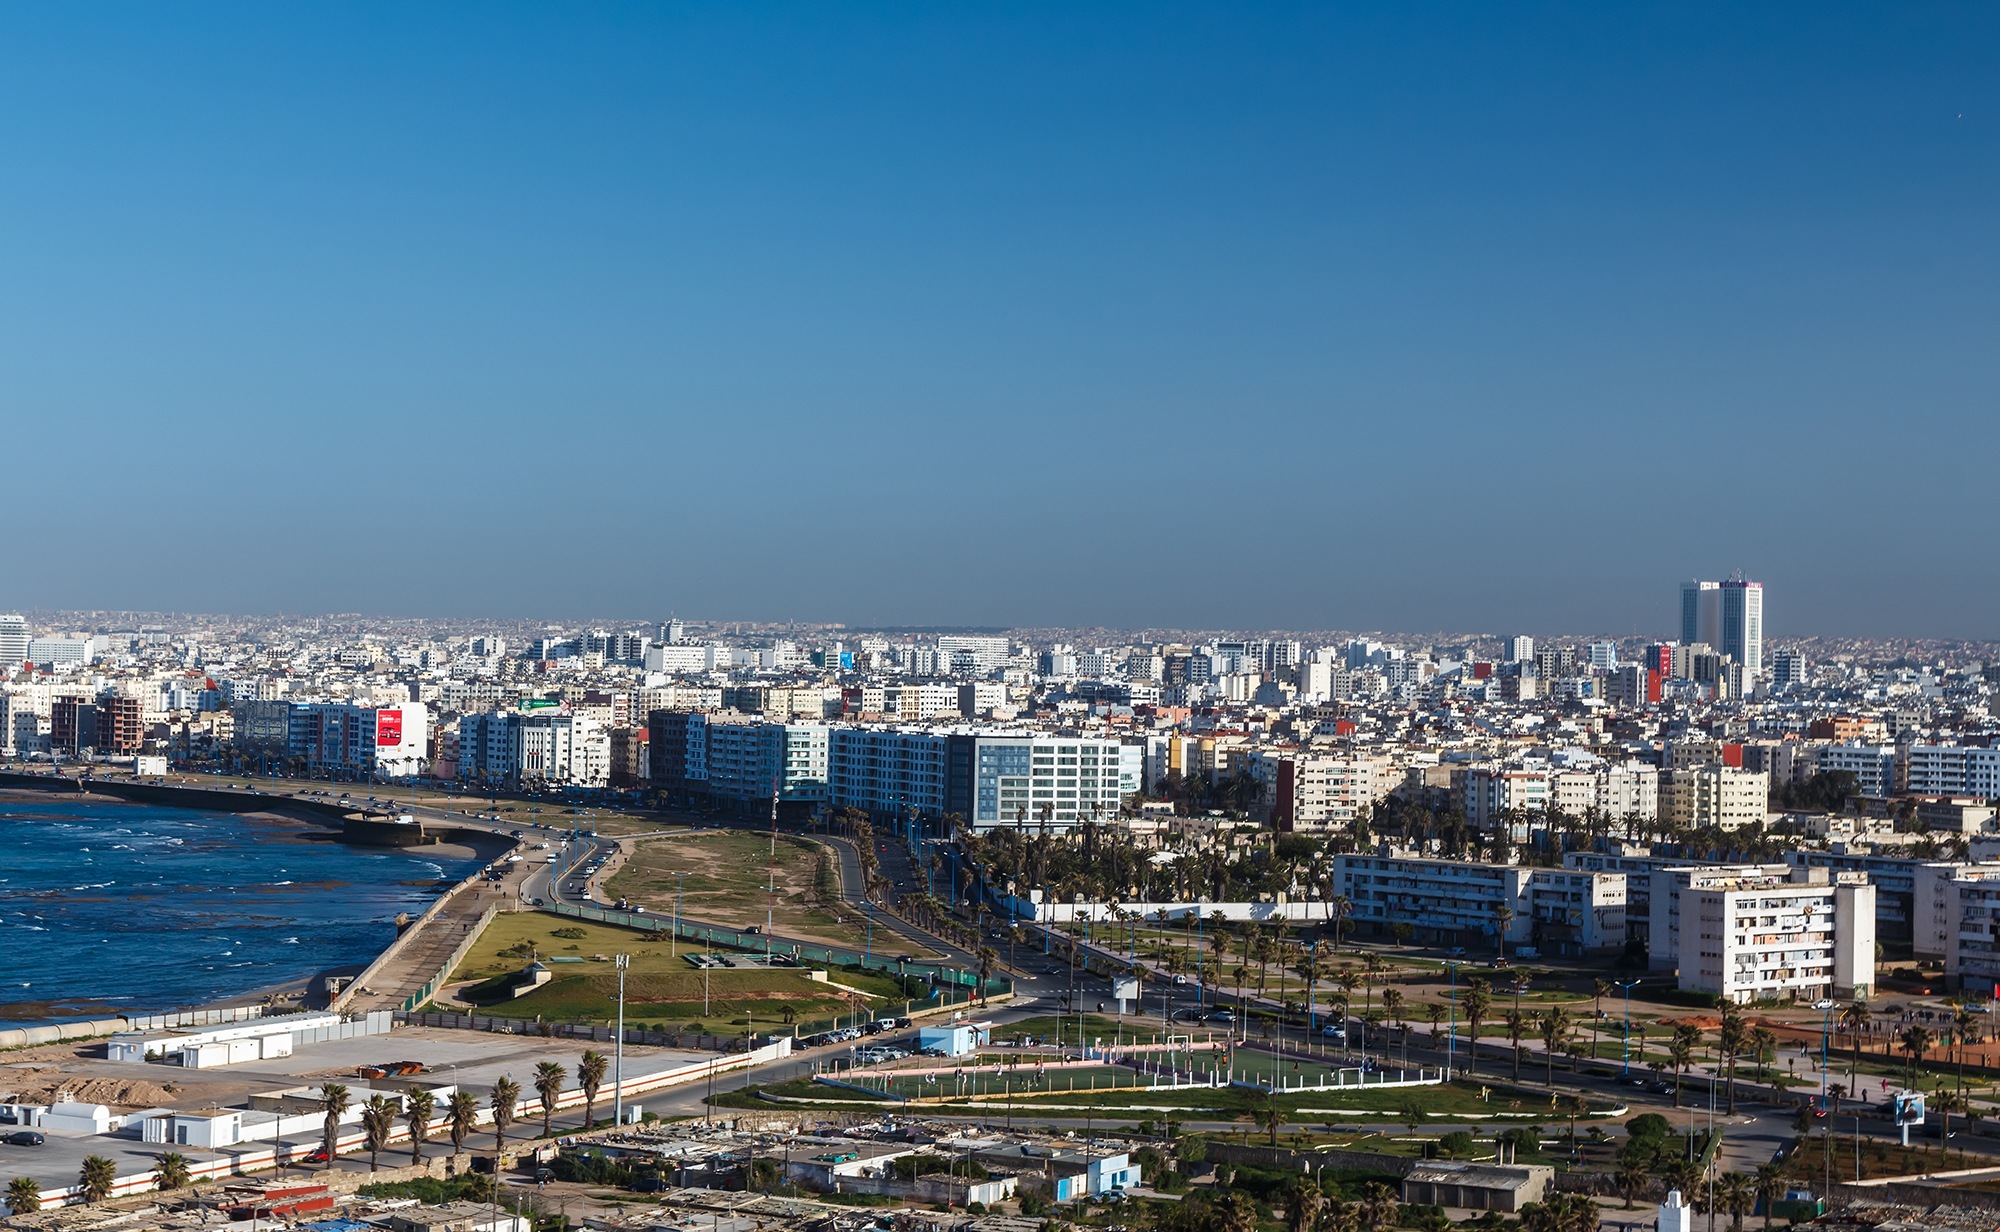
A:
[[613, 953, 629, 1125]]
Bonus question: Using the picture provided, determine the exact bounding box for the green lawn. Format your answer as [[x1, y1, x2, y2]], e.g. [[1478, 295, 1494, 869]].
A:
[[605, 830, 904, 951], [437, 912, 902, 1026]]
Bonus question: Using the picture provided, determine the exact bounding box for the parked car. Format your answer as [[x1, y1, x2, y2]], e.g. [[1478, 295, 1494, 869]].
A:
[[3, 1132, 44, 1147]]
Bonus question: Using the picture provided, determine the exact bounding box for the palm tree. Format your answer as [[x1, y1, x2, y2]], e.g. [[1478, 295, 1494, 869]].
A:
[[153, 1152, 192, 1192], [1539, 1007, 1572, 1087], [1933, 1088, 1966, 1159], [1901, 1025, 1935, 1089], [1258, 1100, 1284, 1147], [1839, 1000, 1869, 1088], [533, 1062, 566, 1137], [78, 1155, 117, 1204], [446, 1089, 480, 1155], [1751, 1026, 1778, 1086], [1614, 1155, 1649, 1208], [318, 1082, 351, 1170], [1718, 1008, 1749, 1114], [403, 1087, 436, 1164], [1714, 1171, 1753, 1232], [976, 945, 996, 1003], [1506, 1010, 1528, 1080], [360, 1095, 398, 1171], [491, 1076, 520, 1152], [1284, 1180, 1325, 1232], [576, 1050, 609, 1128], [6, 1177, 41, 1214], [1426, 1000, 1445, 1046], [1753, 1163, 1786, 1218], [1670, 1024, 1700, 1108], [1462, 978, 1492, 1074], [1356, 1181, 1398, 1230]]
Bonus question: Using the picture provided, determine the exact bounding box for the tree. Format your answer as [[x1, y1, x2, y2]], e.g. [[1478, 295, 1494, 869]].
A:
[[576, 1050, 609, 1129], [1901, 1025, 1935, 1089], [78, 1155, 117, 1204], [447, 1089, 480, 1154], [404, 1087, 436, 1164], [360, 1095, 398, 1171], [1670, 1024, 1700, 1109], [1714, 1171, 1754, 1232], [1356, 1181, 1399, 1231], [1506, 1011, 1528, 1081], [153, 1152, 192, 1192], [533, 1061, 567, 1137], [1615, 1155, 1649, 1208], [1718, 1007, 1749, 1115], [1284, 1180, 1325, 1232], [1462, 979, 1492, 1074], [318, 1082, 351, 1170], [1538, 1007, 1573, 1087], [1257, 1100, 1284, 1147], [491, 1075, 520, 1152], [6, 1177, 41, 1215]]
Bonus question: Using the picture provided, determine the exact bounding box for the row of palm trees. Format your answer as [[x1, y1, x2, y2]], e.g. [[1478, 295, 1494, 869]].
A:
[[4, 1051, 617, 1214]]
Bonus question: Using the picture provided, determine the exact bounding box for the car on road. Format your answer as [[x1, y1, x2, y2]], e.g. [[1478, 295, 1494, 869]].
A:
[[3, 1132, 44, 1146], [1321, 1025, 1346, 1040], [1206, 1010, 1235, 1023], [1172, 974, 1188, 986]]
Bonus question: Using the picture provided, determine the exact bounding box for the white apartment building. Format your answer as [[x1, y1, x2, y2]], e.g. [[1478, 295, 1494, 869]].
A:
[[1246, 749, 1395, 832], [0, 615, 27, 670], [1913, 862, 2000, 961], [1676, 874, 1874, 1004], [1939, 873, 2000, 992], [27, 637, 92, 669], [1660, 765, 1769, 830], [1905, 745, 2000, 801], [1813, 743, 1900, 798], [1332, 854, 1627, 956], [1461, 765, 1551, 838]]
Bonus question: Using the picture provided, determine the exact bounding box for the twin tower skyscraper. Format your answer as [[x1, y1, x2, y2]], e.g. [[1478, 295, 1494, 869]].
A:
[[1680, 576, 1764, 676]]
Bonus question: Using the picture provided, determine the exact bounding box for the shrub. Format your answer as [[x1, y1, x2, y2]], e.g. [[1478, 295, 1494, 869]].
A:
[[1438, 1132, 1475, 1158]]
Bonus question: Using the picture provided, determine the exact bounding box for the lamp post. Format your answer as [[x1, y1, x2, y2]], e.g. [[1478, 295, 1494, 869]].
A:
[[1445, 960, 1461, 1080], [612, 954, 629, 1126], [1617, 980, 1641, 1076]]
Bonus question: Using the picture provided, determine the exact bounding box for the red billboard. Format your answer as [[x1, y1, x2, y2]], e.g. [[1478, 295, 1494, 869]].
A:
[[376, 709, 403, 747]]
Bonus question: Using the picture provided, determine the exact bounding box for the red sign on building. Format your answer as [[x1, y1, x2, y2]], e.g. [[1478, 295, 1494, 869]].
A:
[[376, 709, 403, 746]]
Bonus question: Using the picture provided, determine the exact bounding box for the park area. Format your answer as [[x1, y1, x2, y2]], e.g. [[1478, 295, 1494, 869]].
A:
[[431, 912, 916, 1032], [605, 829, 919, 952]]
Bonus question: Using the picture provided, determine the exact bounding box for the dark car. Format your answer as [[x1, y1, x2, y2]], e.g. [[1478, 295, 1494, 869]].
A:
[[5, 1132, 46, 1146]]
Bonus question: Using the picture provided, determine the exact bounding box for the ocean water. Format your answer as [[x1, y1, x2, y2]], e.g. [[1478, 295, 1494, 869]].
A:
[[0, 798, 485, 1026]]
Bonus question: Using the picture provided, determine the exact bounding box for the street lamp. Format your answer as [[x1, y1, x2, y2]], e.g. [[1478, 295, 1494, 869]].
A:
[[612, 954, 629, 1126], [1617, 980, 1641, 1076]]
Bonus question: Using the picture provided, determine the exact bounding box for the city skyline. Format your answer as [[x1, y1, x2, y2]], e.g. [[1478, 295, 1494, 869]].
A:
[[3, 6, 1995, 637]]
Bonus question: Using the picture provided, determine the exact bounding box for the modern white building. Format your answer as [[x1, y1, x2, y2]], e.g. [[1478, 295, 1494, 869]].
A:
[[1719, 577, 1764, 677], [0, 614, 26, 670], [1675, 873, 1874, 1004], [26, 636, 92, 668], [1332, 854, 1627, 956]]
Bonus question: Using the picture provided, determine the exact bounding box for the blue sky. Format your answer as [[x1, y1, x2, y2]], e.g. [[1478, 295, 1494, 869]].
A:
[[3, 4, 1993, 637]]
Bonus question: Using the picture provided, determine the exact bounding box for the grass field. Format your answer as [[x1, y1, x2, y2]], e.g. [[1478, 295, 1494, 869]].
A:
[[437, 912, 911, 1028], [605, 830, 906, 951]]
